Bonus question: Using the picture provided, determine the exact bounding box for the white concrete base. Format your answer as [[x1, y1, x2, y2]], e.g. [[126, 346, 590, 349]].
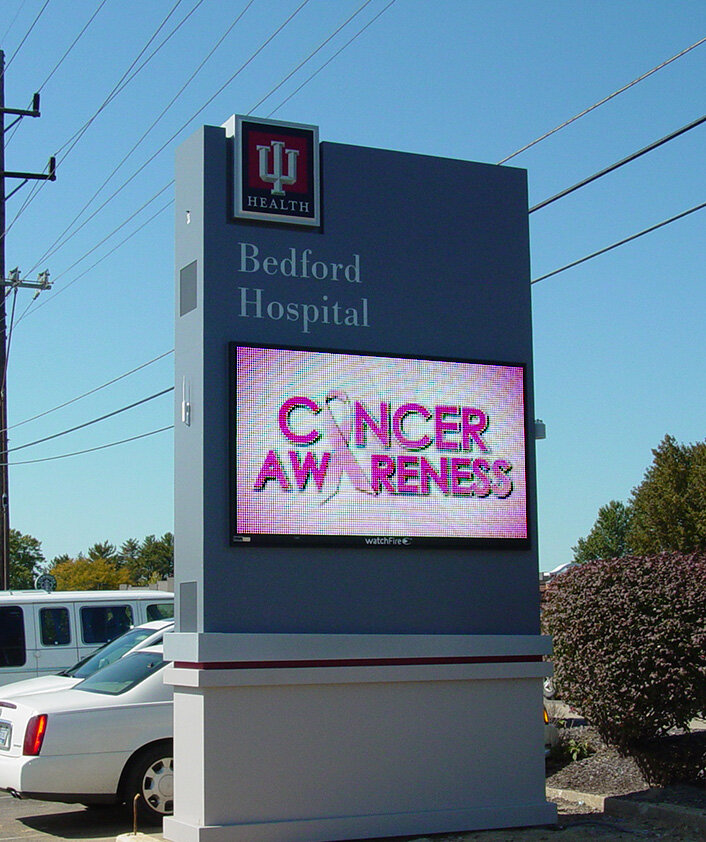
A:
[[163, 633, 556, 842], [164, 803, 556, 842]]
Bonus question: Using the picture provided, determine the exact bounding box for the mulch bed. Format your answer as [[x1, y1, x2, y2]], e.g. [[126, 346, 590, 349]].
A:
[[546, 724, 706, 811]]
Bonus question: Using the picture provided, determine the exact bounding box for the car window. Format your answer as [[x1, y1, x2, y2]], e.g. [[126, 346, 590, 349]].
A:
[[146, 602, 174, 621], [0, 606, 25, 667], [67, 626, 157, 678], [77, 651, 166, 695], [80, 605, 133, 644], [40, 607, 71, 646]]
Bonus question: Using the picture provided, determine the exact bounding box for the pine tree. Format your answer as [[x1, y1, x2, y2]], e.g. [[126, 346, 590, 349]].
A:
[[628, 434, 706, 554]]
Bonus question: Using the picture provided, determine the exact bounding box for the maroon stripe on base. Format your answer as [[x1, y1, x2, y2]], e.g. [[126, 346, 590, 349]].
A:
[[174, 655, 542, 670]]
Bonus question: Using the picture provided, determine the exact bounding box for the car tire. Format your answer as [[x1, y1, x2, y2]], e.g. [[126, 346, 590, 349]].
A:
[[123, 742, 174, 825], [543, 676, 556, 699]]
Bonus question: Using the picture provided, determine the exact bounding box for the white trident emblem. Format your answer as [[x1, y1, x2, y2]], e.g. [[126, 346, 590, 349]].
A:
[[256, 140, 299, 196]]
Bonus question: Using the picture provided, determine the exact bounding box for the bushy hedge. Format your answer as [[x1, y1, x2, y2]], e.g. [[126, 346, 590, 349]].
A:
[[543, 552, 706, 782]]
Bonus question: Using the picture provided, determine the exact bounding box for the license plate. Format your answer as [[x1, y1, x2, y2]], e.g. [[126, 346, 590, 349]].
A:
[[0, 721, 11, 750]]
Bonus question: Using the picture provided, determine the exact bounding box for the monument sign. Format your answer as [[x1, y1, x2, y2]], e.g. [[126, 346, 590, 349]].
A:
[[164, 115, 554, 842]]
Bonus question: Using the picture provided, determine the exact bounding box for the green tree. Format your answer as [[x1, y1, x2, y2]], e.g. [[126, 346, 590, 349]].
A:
[[127, 533, 174, 585], [118, 538, 140, 569], [628, 435, 706, 554], [87, 541, 117, 563], [9, 529, 45, 589], [49, 555, 130, 590], [572, 500, 633, 563]]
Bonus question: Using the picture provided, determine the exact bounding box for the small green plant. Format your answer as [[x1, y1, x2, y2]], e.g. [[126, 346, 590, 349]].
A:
[[549, 719, 602, 766], [566, 737, 593, 762]]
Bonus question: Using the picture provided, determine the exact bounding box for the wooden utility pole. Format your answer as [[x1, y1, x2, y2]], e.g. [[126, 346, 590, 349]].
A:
[[0, 51, 55, 589]]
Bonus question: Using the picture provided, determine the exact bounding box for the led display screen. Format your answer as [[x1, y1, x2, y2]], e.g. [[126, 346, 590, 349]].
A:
[[231, 344, 529, 547]]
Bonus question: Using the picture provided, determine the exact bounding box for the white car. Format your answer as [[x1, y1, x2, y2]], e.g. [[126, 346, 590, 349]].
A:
[[544, 706, 558, 755], [0, 646, 173, 824], [0, 620, 173, 700]]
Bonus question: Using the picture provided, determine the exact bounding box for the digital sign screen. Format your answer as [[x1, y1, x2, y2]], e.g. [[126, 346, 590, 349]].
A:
[[231, 344, 529, 547]]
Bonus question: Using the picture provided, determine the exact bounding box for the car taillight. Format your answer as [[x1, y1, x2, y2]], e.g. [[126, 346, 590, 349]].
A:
[[23, 715, 48, 756]]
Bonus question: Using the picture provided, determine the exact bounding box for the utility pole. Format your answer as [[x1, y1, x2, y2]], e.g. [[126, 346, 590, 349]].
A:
[[0, 50, 56, 590]]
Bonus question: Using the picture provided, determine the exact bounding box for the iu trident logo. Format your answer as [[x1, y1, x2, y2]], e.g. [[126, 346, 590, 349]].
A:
[[257, 141, 298, 196], [226, 114, 320, 227]]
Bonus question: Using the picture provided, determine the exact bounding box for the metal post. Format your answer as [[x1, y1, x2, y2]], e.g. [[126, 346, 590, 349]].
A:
[[0, 50, 9, 591], [0, 57, 55, 591]]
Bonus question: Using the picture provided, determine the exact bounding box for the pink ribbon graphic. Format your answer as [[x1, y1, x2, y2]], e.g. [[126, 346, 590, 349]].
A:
[[320, 389, 377, 503]]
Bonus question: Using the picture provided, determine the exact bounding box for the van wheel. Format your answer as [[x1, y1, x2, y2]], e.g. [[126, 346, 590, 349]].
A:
[[123, 743, 173, 825]]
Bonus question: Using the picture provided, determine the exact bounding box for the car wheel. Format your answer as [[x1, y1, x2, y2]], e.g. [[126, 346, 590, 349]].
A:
[[124, 743, 174, 825], [543, 676, 556, 699]]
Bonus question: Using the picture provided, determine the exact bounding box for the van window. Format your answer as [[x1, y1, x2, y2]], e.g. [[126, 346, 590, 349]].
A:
[[146, 602, 174, 621], [80, 605, 133, 645], [40, 607, 71, 646], [0, 606, 26, 666]]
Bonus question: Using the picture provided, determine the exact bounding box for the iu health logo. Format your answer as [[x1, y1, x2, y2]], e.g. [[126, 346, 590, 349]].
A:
[[226, 115, 320, 227]]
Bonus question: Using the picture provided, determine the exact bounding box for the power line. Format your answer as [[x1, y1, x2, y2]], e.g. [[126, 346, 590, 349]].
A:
[[27, 0, 252, 279], [0, 288, 18, 396], [0, 47, 57, 591], [0, 0, 30, 47], [16, 191, 174, 326], [4, 0, 197, 242], [2, 95, 31, 146], [6, 0, 192, 238], [5, 424, 173, 466], [14, 0, 330, 323], [7, 349, 174, 432], [54, 0, 193, 159], [19, 206, 699, 461], [3, 1, 108, 150], [267, 0, 397, 117], [3, 0, 51, 73], [36, 0, 109, 92], [9, 387, 174, 453], [248, 0, 374, 115], [24, 0, 311, 275], [498, 35, 706, 164], [1, 155, 48, 232], [529, 114, 706, 213], [3, 0, 386, 468], [531, 200, 706, 286]]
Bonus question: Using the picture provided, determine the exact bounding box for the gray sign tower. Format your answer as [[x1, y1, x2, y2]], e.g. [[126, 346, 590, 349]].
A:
[[165, 118, 554, 842]]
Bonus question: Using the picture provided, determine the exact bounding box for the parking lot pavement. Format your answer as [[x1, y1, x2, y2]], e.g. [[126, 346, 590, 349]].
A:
[[2, 792, 701, 842], [0, 793, 163, 842]]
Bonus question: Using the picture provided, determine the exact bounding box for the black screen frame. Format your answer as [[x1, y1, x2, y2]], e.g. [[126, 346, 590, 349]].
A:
[[229, 342, 531, 550]]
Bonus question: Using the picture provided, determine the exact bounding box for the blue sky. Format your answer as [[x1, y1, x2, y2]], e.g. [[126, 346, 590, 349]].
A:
[[2, 0, 704, 569]]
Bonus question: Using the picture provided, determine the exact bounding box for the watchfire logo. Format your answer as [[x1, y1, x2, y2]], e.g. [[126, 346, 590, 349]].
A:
[[230, 115, 320, 227]]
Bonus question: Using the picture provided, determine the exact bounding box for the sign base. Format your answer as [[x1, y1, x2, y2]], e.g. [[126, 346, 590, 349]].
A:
[[163, 633, 556, 842]]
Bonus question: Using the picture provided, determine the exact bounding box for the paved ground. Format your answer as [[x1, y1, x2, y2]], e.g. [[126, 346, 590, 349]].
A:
[[3, 791, 704, 842], [0, 792, 133, 842], [5, 700, 702, 842]]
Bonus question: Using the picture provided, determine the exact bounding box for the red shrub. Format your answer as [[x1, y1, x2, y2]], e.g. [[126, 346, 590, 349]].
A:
[[543, 553, 706, 759]]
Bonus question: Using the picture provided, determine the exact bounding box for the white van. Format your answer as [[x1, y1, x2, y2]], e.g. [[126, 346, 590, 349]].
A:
[[0, 619, 174, 700], [0, 590, 173, 688]]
